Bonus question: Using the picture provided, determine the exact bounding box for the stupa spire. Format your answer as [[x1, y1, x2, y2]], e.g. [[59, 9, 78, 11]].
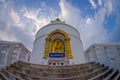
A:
[[55, 18, 61, 22]]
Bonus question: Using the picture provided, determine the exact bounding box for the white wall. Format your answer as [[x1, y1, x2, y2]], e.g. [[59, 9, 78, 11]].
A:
[[36, 23, 80, 40], [85, 44, 120, 70], [0, 41, 31, 68], [31, 36, 46, 64], [31, 22, 86, 64], [70, 35, 85, 64]]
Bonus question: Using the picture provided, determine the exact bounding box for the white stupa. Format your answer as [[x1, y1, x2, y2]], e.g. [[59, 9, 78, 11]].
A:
[[31, 18, 85, 65]]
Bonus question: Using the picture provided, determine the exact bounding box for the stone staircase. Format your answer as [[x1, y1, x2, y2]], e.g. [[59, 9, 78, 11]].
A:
[[0, 61, 120, 80]]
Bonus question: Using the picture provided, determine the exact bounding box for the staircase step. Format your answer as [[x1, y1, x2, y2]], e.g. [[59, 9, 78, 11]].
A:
[[6, 65, 106, 79], [13, 66, 99, 75], [114, 72, 120, 80], [16, 61, 97, 70], [8, 64, 103, 78], [0, 71, 10, 80], [88, 68, 112, 80], [81, 66, 108, 80], [0, 61, 110, 80], [13, 62, 101, 74], [103, 70, 119, 80], [1, 69, 22, 80]]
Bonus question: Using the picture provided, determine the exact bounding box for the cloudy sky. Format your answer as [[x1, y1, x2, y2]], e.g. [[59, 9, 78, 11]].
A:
[[0, 0, 120, 51]]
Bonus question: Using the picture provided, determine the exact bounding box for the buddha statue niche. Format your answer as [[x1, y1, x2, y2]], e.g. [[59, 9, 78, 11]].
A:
[[52, 39, 65, 53]]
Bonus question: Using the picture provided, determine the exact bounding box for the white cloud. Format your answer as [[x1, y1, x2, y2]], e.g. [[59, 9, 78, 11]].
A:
[[0, 0, 58, 50], [86, 18, 92, 24], [0, 0, 4, 2], [109, 0, 120, 41], [79, 0, 115, 49], [108, 0, 113, 13], [79, 17, 109, 49], [21, 7, 51, 33], [0, 30, 18, 41], [59, 0, 69, 18], [10, 9, 20, 24], [98, 0, 103, 6], [10, 8, 25, 28], [89, 0, 97, 9], [59, 0, 81, 29], [0, 1, 34, 50], [103, 0, 113, 15], [59, 0, 111, 50], [0, 0, 118, 51]]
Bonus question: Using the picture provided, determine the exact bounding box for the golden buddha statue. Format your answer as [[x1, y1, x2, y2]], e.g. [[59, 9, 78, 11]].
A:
[[52, 39, 65, 53]]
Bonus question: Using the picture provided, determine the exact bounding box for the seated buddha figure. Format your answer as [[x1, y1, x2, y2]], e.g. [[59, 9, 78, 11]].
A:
[[52, 39, 65, 53]]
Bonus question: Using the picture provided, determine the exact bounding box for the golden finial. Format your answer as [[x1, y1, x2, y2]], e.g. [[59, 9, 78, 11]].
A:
[[55, 18, 61, 22]]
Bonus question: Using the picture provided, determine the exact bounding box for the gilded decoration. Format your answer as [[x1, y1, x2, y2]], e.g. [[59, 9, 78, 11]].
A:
[[43, 29, 73, 59], [52, 39, 65, 53], [55, 18, 61, 22]]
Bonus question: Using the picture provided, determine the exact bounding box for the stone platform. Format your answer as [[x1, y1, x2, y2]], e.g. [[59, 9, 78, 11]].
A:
[[0, 61, 120, 80]]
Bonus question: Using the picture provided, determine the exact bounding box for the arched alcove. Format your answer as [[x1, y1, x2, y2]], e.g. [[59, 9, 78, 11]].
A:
[[43, 29, 73, 59], [51, 39, 65, 53]]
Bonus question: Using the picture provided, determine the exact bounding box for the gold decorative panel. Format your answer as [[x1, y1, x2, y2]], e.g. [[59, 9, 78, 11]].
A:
[[52, 39, 65, 53], [43, 29, 73, 59]]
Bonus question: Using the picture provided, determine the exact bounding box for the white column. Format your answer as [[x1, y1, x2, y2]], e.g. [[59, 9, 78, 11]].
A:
[[104, 47, 110, 67], [93, 47, 98, 62], [17, 45, 22, 61]]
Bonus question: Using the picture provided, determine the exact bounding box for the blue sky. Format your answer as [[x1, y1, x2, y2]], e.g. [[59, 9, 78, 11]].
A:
[[0, 0, 120, 51]]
